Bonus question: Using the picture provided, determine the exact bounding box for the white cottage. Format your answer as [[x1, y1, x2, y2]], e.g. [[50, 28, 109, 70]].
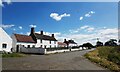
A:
[[58, 42, 67, 47], [30, 28, 58, 48], [0, 27, 12, 52], [64, 39, 77, 47], [12, 34, 36, 52]]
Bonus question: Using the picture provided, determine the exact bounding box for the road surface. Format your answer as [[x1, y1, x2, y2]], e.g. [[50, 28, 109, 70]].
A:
[[2, 49, 106, 70]]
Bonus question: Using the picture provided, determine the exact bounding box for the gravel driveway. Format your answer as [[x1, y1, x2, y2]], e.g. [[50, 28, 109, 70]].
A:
[[2, 49, 106, 70]]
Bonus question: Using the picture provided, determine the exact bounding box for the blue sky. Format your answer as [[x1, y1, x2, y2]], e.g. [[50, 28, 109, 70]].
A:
[[1, 2, 118, 45]]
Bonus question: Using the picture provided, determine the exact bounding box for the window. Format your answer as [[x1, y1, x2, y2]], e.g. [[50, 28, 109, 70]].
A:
[[40, 39, 42, 43], [32, 45, 35, 48], [44, 45, 46, 48], [22, 45, 24, 47], [40, 45, 42, 48], [27, 45, 30, 48], [50, 41, 51, 44], [54, 45, 56, 48], [54, 41, 56, 44], [2, 44, 7, 48]]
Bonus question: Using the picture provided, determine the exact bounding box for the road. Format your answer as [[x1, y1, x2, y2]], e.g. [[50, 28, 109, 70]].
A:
[[2, 49, 106, 70]]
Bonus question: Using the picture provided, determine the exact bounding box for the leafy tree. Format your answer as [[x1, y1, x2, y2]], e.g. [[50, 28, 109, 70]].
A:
[[82, 42, 94, 49], [104, 39, 117, 46], [96, 41, 103, 47]]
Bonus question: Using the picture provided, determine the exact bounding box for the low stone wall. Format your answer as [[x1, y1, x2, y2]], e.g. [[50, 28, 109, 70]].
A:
[[45, 49, 69, 54], [20, 47, 88, 54], [20, 47, 45, 54], [71, 47, 83, 51]]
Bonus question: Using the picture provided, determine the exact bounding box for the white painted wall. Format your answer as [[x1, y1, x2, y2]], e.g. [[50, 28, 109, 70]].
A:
[[35, 39, 57, 48], [0, 27, 12, 52], [45, 49, 69, 54], [69, 44, 77, 47], [71, 47, 83, 51], [20, 47, 85, 54]]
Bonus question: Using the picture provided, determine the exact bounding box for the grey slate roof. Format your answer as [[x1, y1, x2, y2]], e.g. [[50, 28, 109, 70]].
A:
[[35, 33, 57, 41], [68, 40, 77, 44]]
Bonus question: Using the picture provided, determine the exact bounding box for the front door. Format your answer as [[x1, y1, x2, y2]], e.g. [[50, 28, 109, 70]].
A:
[[16, 45, 19, 52]]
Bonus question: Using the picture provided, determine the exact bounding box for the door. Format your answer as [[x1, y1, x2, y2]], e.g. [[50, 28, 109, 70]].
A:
[[16, 45, 19, 52]]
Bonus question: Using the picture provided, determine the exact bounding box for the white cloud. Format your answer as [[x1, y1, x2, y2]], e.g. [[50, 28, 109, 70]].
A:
[[97, 28, 118, 35], [5, 0, 12, 4], [90, 11, 95, 14], [67, 27, 117, 45], [19, 26, 23, 29], [85, 14, 91, 17], [0, 0, 4, 6], [80, 25, 95, 32], [69, 29, 79, 33], [86, 27, 94, 32], [50, 13, 70, 21], [85, 11, 95, 17], [69, 25, 95, 33], [0, 24, 14, 28], [13, 28, 16, 31], [80, 17, 83, 20], [80, 25, 89, 29], [29, 24, 37, 28], [0, 0, 12, 6]]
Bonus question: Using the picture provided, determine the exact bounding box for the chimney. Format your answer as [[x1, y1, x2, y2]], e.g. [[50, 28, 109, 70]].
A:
[[41, 30, 43, 35], [30, 27, 35, 35], [64, 39, 67, 42], [52, 34, 54, 37]]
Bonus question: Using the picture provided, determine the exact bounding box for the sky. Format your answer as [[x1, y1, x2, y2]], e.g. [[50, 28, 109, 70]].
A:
[[1, 1, 118, 45]]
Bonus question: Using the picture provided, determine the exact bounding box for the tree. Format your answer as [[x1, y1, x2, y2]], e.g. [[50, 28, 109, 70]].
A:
[[104, 39, 117, 46], [96, 41, 103, 47], [82, 42, 94, 49]]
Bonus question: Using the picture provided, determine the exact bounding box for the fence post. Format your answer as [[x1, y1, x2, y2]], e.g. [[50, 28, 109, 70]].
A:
[[44, 48, 47, 54]]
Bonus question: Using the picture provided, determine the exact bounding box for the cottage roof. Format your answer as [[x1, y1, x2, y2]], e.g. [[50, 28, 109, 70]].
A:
[[58, 42, 67, 46], [68, 40, 77, 44], [34, 33, 57, 41], [14, 34, 35, 43]]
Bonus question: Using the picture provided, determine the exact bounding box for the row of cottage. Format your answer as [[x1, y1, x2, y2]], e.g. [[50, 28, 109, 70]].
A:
[[0, 27, 77, 53]]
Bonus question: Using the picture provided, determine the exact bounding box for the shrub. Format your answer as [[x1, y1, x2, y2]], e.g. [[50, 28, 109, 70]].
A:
[[98, 46, 114, 59], [84, 46, 120, 72], [108, 52, 120, 65]]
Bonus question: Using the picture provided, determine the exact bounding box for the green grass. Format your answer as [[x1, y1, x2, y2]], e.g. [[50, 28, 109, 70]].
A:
[[84, 46, 120, 72], [2, 53, 26, 58]]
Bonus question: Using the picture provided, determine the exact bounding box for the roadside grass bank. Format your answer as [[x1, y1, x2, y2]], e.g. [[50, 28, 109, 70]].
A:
[[2, 53, 27, 58], [84, 46, 120, 72]]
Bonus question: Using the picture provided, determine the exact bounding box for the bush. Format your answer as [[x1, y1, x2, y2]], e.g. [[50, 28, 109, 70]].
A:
[[107, 47, 120, 65], [98, 46, 114, 59], [84, 46, 120, 72]]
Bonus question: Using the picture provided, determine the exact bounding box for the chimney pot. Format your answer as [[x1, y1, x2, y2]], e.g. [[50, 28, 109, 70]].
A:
[[41, 31, 43, 35], [52, 34, 54, 37], [30, 27, 35, 35], [64, 39, 66, 42]]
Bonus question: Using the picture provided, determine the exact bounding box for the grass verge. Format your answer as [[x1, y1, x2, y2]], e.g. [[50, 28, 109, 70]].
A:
[[2, 53, 26, 58], [84, 46, 120, 72]]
